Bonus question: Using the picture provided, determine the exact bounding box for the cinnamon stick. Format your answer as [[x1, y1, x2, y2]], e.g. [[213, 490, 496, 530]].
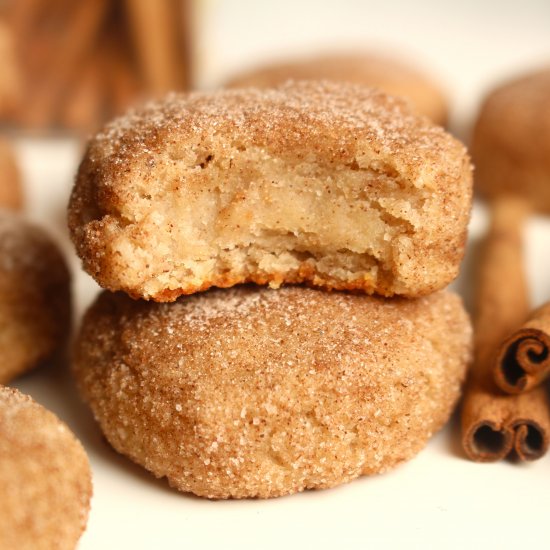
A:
[[59, 46, 104, 133], [6, 0, 48, 41], [103, 24, 142, 118], [461, 196, 550, 461], [494, 302, 550, 394], [0, 17, 22, 118], [22, 0, 108, 128], [124, 0, 190, 95], [0, 138, 23, 211], [7, 0, 67, 117]]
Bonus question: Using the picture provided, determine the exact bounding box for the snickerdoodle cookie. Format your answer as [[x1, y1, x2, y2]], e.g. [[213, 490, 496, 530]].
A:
[[0, 212, 71, 384], [73, 286, 472, 499], [69, 81, 472, 301], [0, 386, 92, 550], [226, 53, 448, 125], [471, 68, 550, 211]]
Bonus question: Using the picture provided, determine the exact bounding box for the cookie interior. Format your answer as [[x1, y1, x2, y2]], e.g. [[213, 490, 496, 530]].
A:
[[106, 143, 430, 299]]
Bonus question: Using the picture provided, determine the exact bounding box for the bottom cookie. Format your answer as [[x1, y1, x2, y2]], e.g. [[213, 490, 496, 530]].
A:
[[74, 286, 471, 499]]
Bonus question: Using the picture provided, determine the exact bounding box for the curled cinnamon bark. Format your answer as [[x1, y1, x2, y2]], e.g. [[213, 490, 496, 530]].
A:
[[21, 0, 109, 128], [60, 48, 104, 132], [124, 0, 190, 95], [494, 302, 550, 394], [461, 196, 550, 462], [462, 373, 550, 461]]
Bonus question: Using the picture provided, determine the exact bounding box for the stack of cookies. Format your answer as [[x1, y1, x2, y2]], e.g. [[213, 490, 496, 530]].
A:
[[69, 80, 473, 499]]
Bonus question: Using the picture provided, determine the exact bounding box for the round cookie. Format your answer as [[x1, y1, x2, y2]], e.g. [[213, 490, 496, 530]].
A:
[[225, 53, 448, 126], [0, 137, 23, 211], [73, 286, 472, 499], [0, 212, 71, 384], [69, 81, 472, 302], [471, 68, 550, 212], [0, 386, 92, 550]]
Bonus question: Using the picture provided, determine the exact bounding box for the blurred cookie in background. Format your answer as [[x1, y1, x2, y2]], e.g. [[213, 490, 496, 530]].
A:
[[0, 386, 92, 550], [471, 67, 550, 212], [225, 52, 448, 126], [0, 211, 71, 384], [0, 137, 22, 210]]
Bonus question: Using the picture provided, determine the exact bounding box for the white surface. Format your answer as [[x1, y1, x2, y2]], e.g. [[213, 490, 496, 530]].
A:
[[9, 1, 550, 548]]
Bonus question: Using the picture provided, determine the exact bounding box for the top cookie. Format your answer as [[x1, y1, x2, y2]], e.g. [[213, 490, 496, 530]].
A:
[[471, 68, 550, 212], [69, 81, 472, 301], [226, 53, 448, 126]]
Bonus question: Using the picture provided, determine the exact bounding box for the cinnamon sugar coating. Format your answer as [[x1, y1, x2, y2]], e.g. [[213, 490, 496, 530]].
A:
[[69, 81, 472, 302], [0, 212, 71, 384], [74, 286, 472, 499], [226, 53, 448, 126], [471, 68, 550, 212], [0, 386, 92, 550]]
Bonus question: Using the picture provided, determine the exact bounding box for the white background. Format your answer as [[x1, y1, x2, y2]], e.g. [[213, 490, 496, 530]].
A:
[[197, 0, 550, 137], [11, 0, 550, 548]]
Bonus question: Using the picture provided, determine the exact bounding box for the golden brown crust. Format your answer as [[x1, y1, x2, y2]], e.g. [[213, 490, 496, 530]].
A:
[[0, 137, 23, 211], [226, 53, 449, 126], [0, 386, 92, 550], [69, 81, 472, 302], [0, 212, 71, 384], [471, 68, 550, 212], [74, 286, 472, 499]]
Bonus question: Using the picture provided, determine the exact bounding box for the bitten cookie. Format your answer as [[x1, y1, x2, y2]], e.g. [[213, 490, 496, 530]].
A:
[[0, 212, 71, 384], [73, 286, 472, 499], [0, 386, 92, 550], [471, 68, 550, 212], [0, 137, 23, 210], [226, 53, 448, 126], [69, 81, 472, 301]]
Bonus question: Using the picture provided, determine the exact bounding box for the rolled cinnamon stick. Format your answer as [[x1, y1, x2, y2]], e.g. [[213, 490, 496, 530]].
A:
[[124, 0, 190, 95], [0, 18, 22, 119], [0, 137, 23, 211], [59, 47, 104, 133], [461, 196, 550, 462], [494, 302, 550, 394], [22, 0, 108, 128], [104, 27, 142, 118]]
